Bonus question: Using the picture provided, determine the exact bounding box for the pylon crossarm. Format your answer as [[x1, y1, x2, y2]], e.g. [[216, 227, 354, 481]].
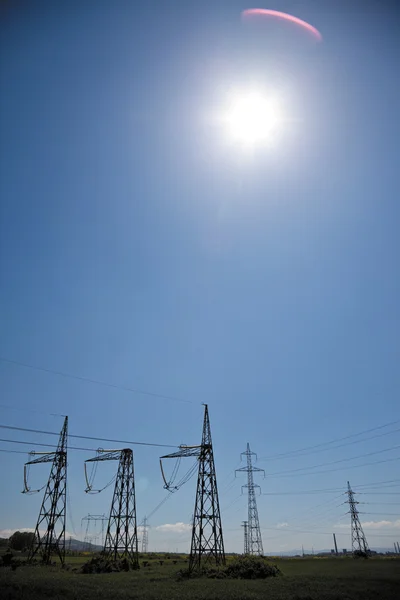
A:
[[85, 449, 125, 463], [236, 466, 265, 475], [84, 451, 125, 493], [25, 452, 57, 465], [160, 445, 201, 459]]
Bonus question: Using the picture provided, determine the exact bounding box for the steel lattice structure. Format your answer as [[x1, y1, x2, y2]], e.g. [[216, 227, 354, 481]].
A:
[[242, 520, 249, 554], [347, 480, 370, 556], [236, 443, 264, 556], [81, 514, 108, 549], [25, 416, 68, 565], [160, 404, 225, 572], [85, 449, 139, 568], [141, 516, 149, 553]]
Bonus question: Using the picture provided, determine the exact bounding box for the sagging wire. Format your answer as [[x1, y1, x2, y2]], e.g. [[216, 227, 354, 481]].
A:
[[84, 449, 103, 493], [160, 456, 198, 492], [21, 453, 48, 494]]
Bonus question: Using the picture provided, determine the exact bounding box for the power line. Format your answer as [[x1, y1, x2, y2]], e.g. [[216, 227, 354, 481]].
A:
[[362, 492, 400, 495], [261, 489, 343, 495], [0, 423, 177, 448], [259, 479, 400, 496], [256, 522, 400, 538], [0, 404, 66, 417], [264, 456, 400, 479], [258, 418, 400, 462], [264, 445, 400, 478], [0, 447, 26, 454], [259, 427, 400, 463], [0, 356, 192, 404], [146, 493, 173, 522], [0, 437, 99, 453], [362, 513, 400, 517], [365, 502, 400, 505], [354, 478, 400, 488]]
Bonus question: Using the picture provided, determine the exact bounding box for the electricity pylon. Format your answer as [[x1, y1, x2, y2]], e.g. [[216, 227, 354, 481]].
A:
[[346, 481, 370, 557], [85, 449, 139, 568], [25, 416, 68, 565], [81, 514, 108, 549], [236, 443, 264, 556], [242, 520, 249, 554], [141, 516, 149, 553], [160, 404, 225, 572]]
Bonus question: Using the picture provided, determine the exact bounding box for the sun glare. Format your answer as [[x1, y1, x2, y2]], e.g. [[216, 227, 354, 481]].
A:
[[225, 91, 282, 147]]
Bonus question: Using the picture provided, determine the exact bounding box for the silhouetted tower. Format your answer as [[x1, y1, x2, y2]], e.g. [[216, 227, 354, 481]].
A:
[[85, 449, 139, 568], [141, 516, 149, 553], [242, 520, 249, 554], [333, 533, 338, 556], [160, 404, 225, 572], [346, 481, 369, 556], [23, 416, 68, 565], [236, 443, 264, 555]]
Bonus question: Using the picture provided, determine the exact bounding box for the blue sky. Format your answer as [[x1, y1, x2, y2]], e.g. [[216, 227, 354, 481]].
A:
[[0, 0, 399, 553]]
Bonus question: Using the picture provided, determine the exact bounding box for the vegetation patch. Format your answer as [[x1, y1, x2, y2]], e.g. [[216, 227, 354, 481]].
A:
[[178, 555, 282, 580], [81, 556, 136, 573]]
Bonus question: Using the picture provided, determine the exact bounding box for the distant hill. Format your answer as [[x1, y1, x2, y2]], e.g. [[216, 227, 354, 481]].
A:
[[67, 538, 103, 552], [0, 536, 102, 552], [265, 547, 397, 557]]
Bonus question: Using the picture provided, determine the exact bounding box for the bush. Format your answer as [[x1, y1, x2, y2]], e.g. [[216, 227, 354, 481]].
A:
[[224, 555, 282, 579], [177, 555, 282, 580], [1, 551, 14, 567], [81, 556, 137, 574]]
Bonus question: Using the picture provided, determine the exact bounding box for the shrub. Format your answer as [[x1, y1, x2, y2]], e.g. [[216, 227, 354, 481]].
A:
[[224, 555, 282, 579], [1, 551, 14, 567], [81, 556, 137, 574], [177, 555, 282, 580]]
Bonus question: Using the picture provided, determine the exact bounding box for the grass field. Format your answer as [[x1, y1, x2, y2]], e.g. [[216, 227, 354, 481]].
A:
[[0, 556, 399, 600]]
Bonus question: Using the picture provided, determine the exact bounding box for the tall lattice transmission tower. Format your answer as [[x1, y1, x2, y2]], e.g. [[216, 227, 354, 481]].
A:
[[23, 416, 68, 565], [346, 481, 370, 557], [242, 520, 249, 554], [84, 449, 139, 568], [236, 443, 265, 556], [141, 516, 149, 553], [160, 404, 225, 572]]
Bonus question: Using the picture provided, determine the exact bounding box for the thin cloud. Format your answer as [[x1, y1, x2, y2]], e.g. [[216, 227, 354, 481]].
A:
[[155, 522, 191, 534], [336, 519, 400, 530], [276, 522, 289, 528]]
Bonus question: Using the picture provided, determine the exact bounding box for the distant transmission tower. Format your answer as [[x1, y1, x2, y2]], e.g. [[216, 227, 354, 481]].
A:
[[141, 516, 149, 553], [346, 481, 370, 557], [236, 443, 264, 556], [242, 520, 249, 554], [23, 416, 68, 565], [81, 514, 108, 550], [85, 449, 139, 568], [160, 404, 225, 572]]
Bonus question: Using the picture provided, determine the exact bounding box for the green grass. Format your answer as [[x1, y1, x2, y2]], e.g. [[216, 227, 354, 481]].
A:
[[0, 557, 399, 600]]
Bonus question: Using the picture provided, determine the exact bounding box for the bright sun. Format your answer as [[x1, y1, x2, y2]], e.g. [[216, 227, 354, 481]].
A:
[[225, 91, 282, 147]]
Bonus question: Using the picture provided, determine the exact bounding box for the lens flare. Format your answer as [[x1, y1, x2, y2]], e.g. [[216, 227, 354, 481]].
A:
[[241, 8, 322, 42]]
